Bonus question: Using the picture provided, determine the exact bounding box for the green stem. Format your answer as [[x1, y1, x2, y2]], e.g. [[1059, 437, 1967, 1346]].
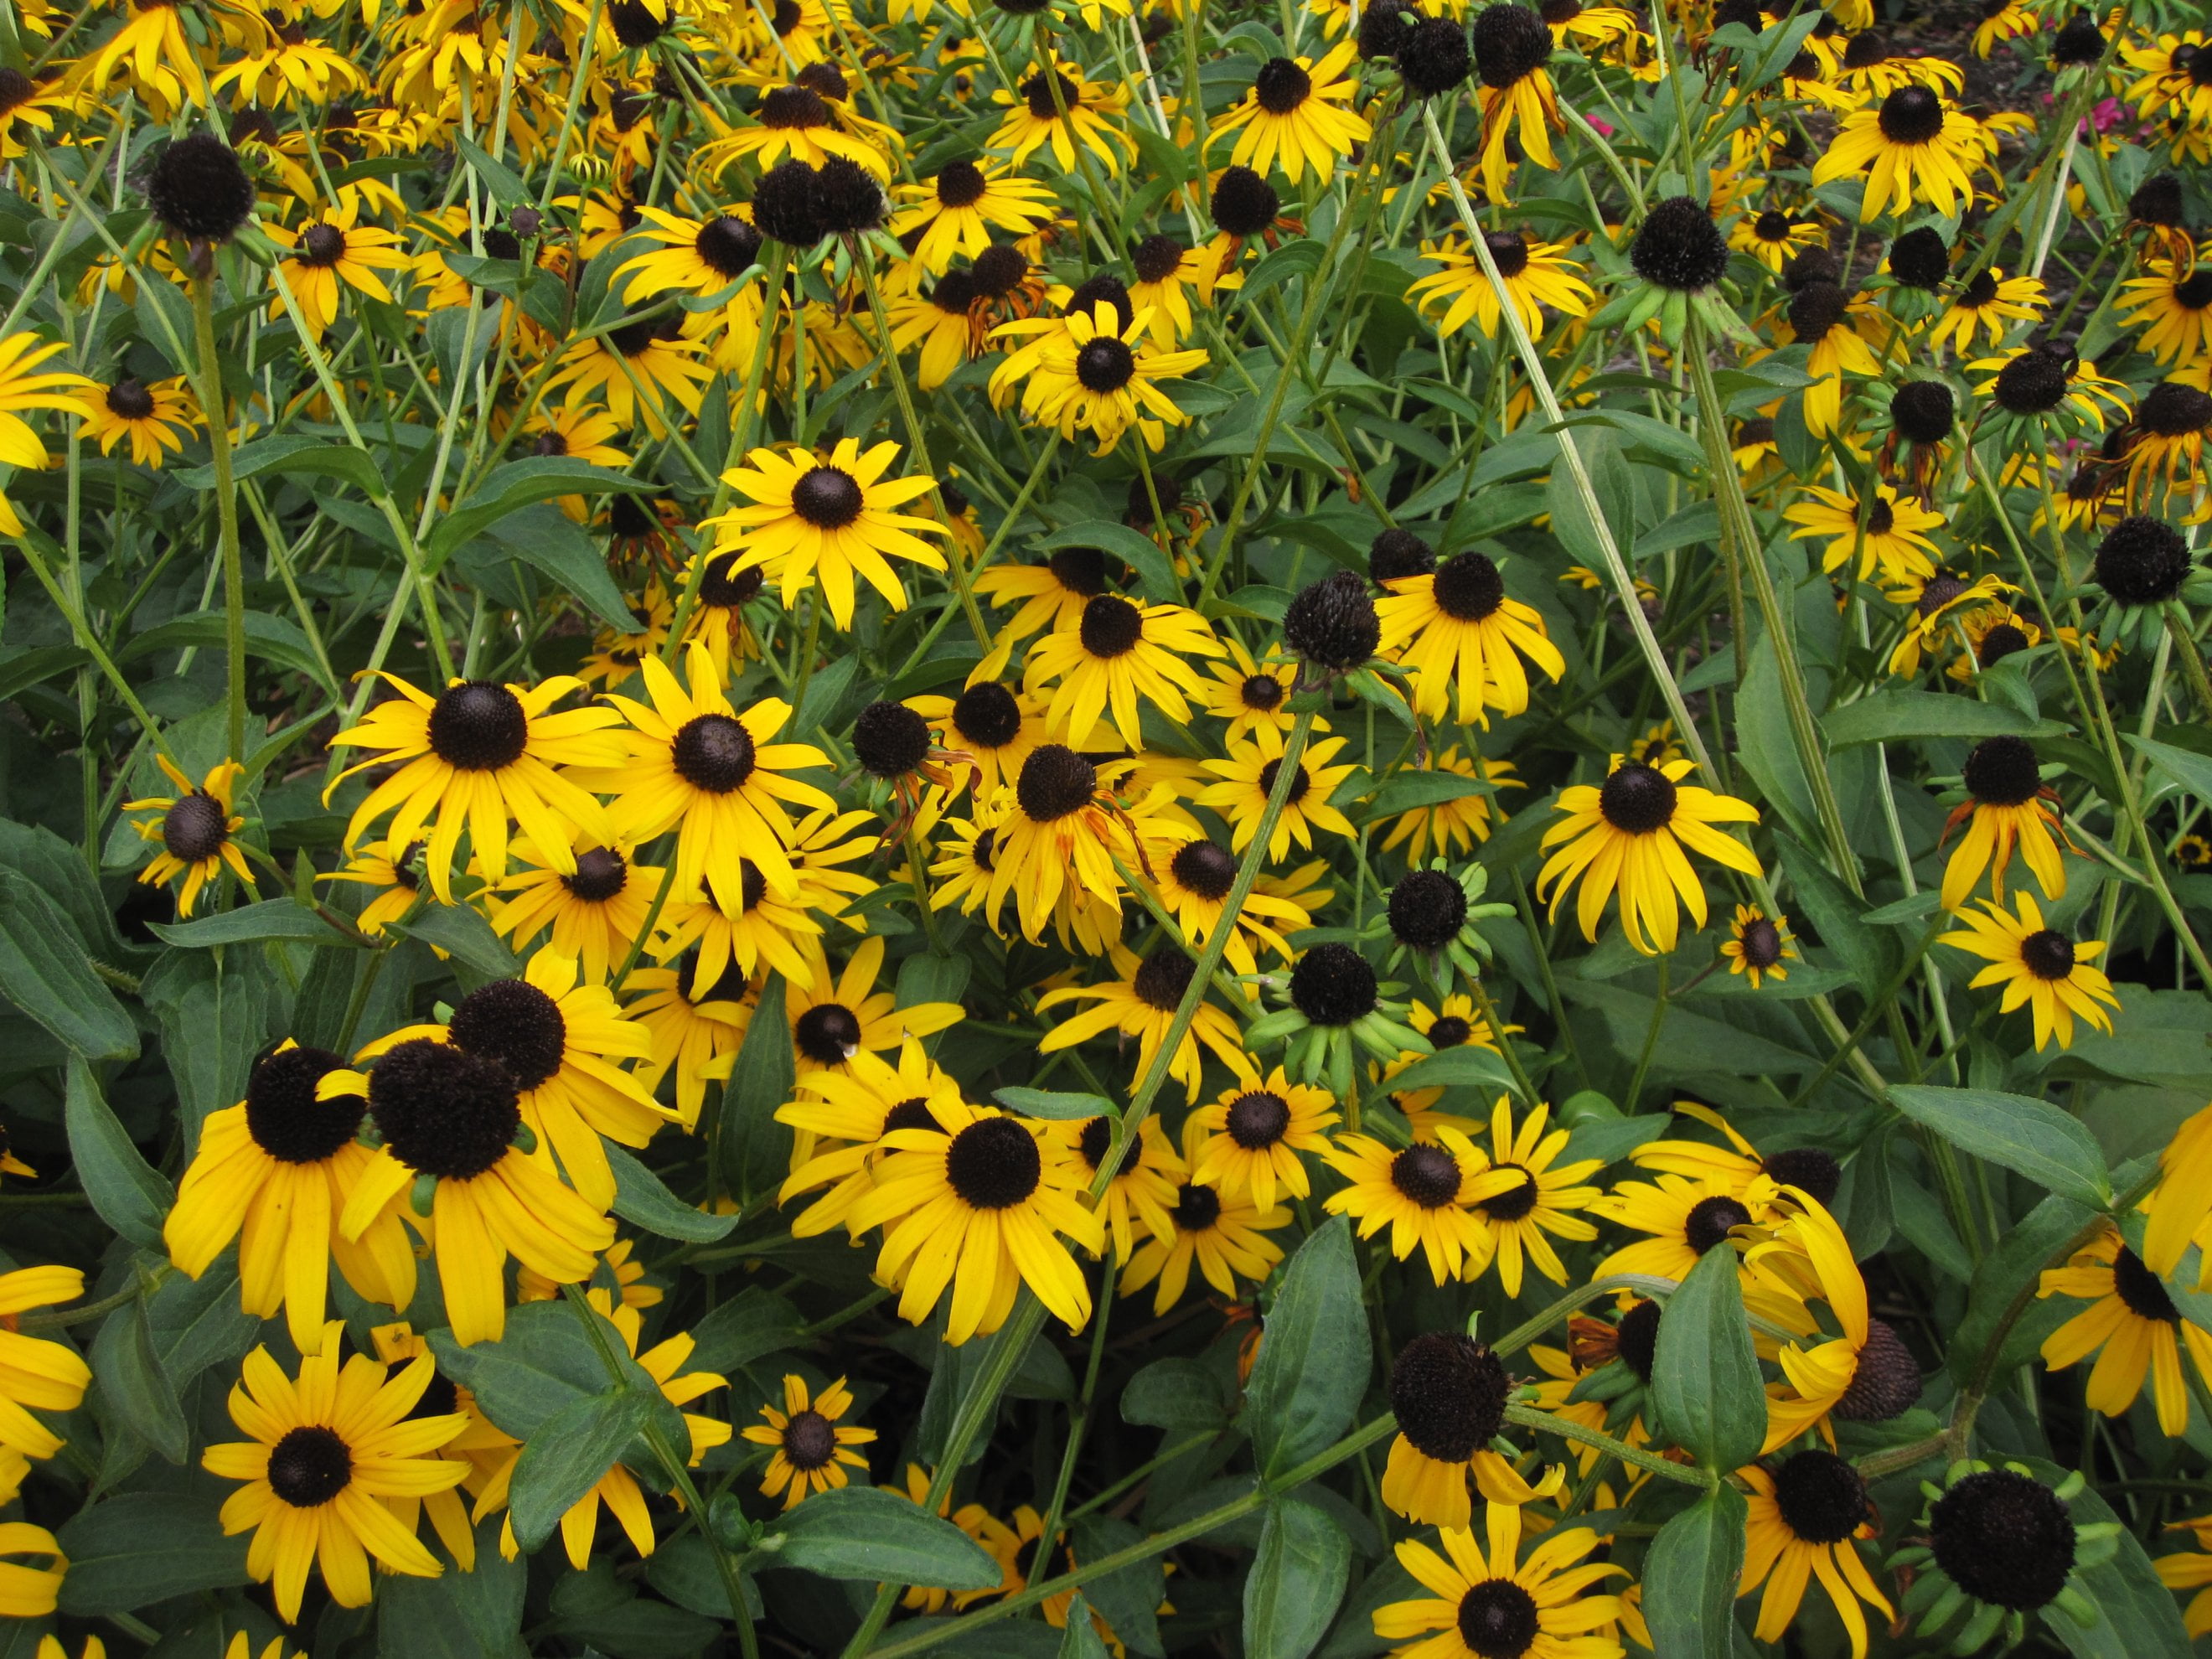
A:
[[1503, 1400, 1709, 1487], [189, 267, 247, 764]]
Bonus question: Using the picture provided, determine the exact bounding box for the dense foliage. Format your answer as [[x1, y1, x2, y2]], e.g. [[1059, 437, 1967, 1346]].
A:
[[1, 0, 2211, 1653]]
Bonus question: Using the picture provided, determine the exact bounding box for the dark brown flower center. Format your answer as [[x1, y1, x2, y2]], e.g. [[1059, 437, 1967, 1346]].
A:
[[267, 1425, 353, 1507], [944, 1116, 1042, 1208], [671, 713, 757, 793]]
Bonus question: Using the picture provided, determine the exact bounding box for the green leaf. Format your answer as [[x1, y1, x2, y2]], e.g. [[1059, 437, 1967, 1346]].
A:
[[0, 643, 90, 703], [2128, 735, 2212, 810], [1238, 238, 1325, 303], [140, 944, 281, 1139], [1649, 1242, 1764, 1471], [1822, 690, 2064, 749], [1121, 1357, 1229, 1431], [378, 1519, 527, 1659], [1776, 835, 1897, 1000], [1734, 630, 1817, 846], [0, 868, 137, 1060], [117, 610, 333, 693], [66, 1058, 173, 1251], [1071, 1512, 1165, 1656], [468, 500, 642, 633], [646, 1535, 762, 1622], [1640, 1485, 1748, 1659], [994, 1086, 1118, 1120], [716, 971, 793, 1204], [390, 903, 520, 978], [0, 817, 120, 959], [1057, 1594, 1113, 1659], [1243, 1498, 1350, 1659], [90, 1287, 189, 1465], [1947, 1191, 2097, 1387], [685, 1287, 804, 1377], [1365, 772, 1491, 819], [1634, 502, 1720, 560], [148, 897, 357, 948], [55, 1493, 250, 1614], [171, 433, 388, 498], [606, 1143, 737, 1242], [1374, 1043, 1519, 1100], [1888, 1085, 2111, 1209], [424, 457, 650, 569], [1557, 979, 1817, 1077], [454, 134, 531, 208], [764, 1486, 1003, 1589], [1543, 429, 1636, 573], [508, 1388, 664, 1553], [431, 1300, 654, 1439], [1036, 522, 1181, 606], [1242, 1218, 1368, 1475]]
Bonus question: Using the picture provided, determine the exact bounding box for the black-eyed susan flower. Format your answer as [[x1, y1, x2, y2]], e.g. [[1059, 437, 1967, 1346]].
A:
[[705, 440, 948, 629], [846, 1099, 1106, 1342], [2041, 1225, 2212, 1435], [1382, 995, 1517, 1134], [1323, 1128, 1512, 1282], [719, 80, 892, 177], [1381, 1335, 1561, 1527], [126, 757, 256, 916], [366, 946, 671, 1210], [2122, 380, 2212, 509], [786, 933, 965, 1076], [1536, 757, 1762, 954], [1121, 1127, 1290, 1315], [1749, 1194, 1921, 1450], [328, 674, 624, 905], [1939, 892, 2118, 1049], [2144, 1101, 2212, 1284], [627, 954, 750, 1126], [545, 314, 714, 440], [1770, 279, 1887, 437], [491, 837, 661, 985], [1022, 592, 1222, 750], [581, 642, 834, 914], [364, 1320, 516, 1569], [0, 1267, 88, 1465], [1408, 230, 1595, 340], [1468, 2, 1564, 201], [1811, 85, 1985, 220], [985, 746, 1152, 943], [333, 1040, 616, 1344], [1373, 1500, 1620, 1656], [1376, 550, 1565, 724], [81, 375, 195, 467], [990, 63, 1132, 175], [974, 545, 1129, 667], [1928, 265, 2044, 356], [1209, 42, 1371, 184], [1739, 1451, 1893, 1659], [203, 1326, 466, 1620], [1139, 834, 1314, 977], [1729, 208, 1826, 273], [902, 680, 1043, 809], [1938, 735, 2071, 912], [1460, 1098, 1603, 1298], [164, 1041, 416, 1356], [1783, 483, 1944, 581], [653, 807, 876, 994], [1000, 301, 1209, 455], [742, 1374, 874, 1509], [885, 268, 987, 391], [1185, 1066, 1338, 1209], [1199, 636, 1305, 742], [1196, 725, 1361, 862], [1629, 1101, 1843, 1209], [890, 159, 1059, 276], [1883, 568, 2018, 676], [1037, 944, 1251, 1104], [1128, 235, 1211, 348], [1893, 1464, 2115, 1648], [1592, 1170, 1768, 1283], [615, 207, 763, 302], [319, 838, 439, 937], [266, 202, 407, 341], [1721, 904, 1797, 987], [1049, 1112, 1184, 1265], [778, 1035, 964, 1234]]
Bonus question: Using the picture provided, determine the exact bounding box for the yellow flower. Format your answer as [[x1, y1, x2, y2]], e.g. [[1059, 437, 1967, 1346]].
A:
[[1811, 86, 1987, 221], [990, 62, 1132, 175], [890, 159, 1059, 276], [1459, 1097, 1603, 1299], [1037, 943, 1250, 1105], [996, 301, 1208, 455], [80, 375, 197, 467], [203, 1326, 466, 1620], [1738, 1452, 1893, 1659], [1407, 230, 1594, 339], [1721, 904, 1798, 988], [705, 439, 948, 629], [742, 1374, 876, 1508], [1120, 1122, 1291, 1315], [1022, 592, 1222, 750], [1536, 757, 1762, 954], [1938, 735, 2071, 912], [2040, 1225, 2212, 1438], [1196, 725, 1361, 863], [1939, 892, 2117, 1049], [0, 1267, 90, 1463], [1372, 1501, 1620, 1656], [1208, 41, 1370, 184], [266, 200, 408, 341], [0, 331, 100, 535], [1183, 1065, 1339, 1208], [1321, 1129, 1516, 1284], [126, 756, 257, 916], [1377, 550, 1565, 724], [1783, 483, 1945, 581]]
